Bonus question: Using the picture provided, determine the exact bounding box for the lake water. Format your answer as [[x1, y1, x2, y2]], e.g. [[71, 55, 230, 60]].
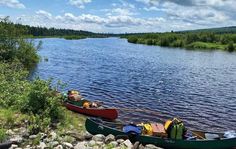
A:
[[32, 37, 236, 132]]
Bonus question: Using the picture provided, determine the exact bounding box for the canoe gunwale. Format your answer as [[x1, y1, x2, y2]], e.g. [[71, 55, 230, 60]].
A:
[[64, 102, 118, 120], [85, 118, 236, 149]]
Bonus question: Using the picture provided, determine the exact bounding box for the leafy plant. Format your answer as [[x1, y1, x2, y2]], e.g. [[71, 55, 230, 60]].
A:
[[0, 128, 6, 143]]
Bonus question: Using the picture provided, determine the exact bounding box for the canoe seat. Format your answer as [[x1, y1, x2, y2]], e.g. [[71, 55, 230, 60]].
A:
[[151, 123, 168, 137]]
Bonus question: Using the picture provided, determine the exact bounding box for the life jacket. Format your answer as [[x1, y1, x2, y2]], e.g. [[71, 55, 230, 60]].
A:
[[143, 123, 153, 135], [137, 123, 153, 135], [165, 118, 185, 140], [83, 102, 90, 108], [71, 90, 79, 95]]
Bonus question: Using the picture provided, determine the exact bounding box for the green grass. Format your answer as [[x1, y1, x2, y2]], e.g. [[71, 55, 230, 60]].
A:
[[0, 128, 7, 143], [186, 42, 226, 50], [57, 108, 86, 133]]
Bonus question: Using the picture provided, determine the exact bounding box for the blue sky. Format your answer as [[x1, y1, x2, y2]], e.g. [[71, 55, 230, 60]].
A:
[[0, 0, 236, 33]]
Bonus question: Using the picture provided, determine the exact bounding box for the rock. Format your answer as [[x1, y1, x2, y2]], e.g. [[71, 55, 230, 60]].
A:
[[71, 133, 85, 141], [116, 139, 124, 144], [37, 142, 47, 149], [144, 144, 163, 149], [40, 133, 47, 140], [62, 142, 73, 148], [43, 138, 51, 143], [13, 128, 19, 132], [139, 144, 145, 149], [26, 145, 30, 148], [10, 144, 18, 149], [109, 141, 118, 147], [96, 141, 104, 146], [29, 135, 37, 139], [63, 135, 76, 143], [92, 134, 105, 142], [10, 135, 23, 143], [6, 129, 15, 135], [19, 127, 29, 138], [54, 145, 63, 149], [84, 132, 93, 140], [88, 140, 96, 147], [105, 134, 115, 144], [48, 141, 59, 147], [123, 139, 133, 149], [50, 131, 57, 140], [74, 141, 87, 149], [132, 141, 140, 149]]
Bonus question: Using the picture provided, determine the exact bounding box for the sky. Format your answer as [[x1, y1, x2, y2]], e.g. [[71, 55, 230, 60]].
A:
[[0, 0, 236, 33]]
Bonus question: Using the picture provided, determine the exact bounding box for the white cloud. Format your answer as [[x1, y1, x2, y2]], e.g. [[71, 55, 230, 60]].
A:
[[68, 0, 91, 9], [140, 0, 234, 27], [144, 6, 164, 11], [0, 0, 25, 9], [110, 8, 135, 16], [36, 10, 52, 19], [79, 14, 105, 24], [10, 0, 236, 33]]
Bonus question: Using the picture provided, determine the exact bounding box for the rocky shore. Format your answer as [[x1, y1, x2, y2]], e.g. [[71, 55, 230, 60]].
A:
[[6, 125, 163, 149]]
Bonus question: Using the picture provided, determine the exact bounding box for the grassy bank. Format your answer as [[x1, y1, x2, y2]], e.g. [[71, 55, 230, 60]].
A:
[[0, 18, 86, 144], [122, 32, 236, 52]]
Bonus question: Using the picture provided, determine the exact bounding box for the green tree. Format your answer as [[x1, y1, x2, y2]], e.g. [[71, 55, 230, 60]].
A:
[[0, 18, 40, 69]]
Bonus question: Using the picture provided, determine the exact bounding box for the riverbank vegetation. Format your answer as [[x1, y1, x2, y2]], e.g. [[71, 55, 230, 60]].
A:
[[122, 31, 236, 52], [0, 18, 85, 145]]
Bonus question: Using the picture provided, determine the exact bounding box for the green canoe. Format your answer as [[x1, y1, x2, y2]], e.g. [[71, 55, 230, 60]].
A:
[[85, 118, 236, 149]]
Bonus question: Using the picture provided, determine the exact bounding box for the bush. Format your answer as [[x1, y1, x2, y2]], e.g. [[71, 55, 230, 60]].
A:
[[146, 39, 153, 45], [22, 79, 64, 121], [0, 62, 30, 108], [0, 18, 40, 69], [127, 37, 138, 43], [160, 37, 170, 46], [171, 39, 184, 47], [227, 41, 234, 52]]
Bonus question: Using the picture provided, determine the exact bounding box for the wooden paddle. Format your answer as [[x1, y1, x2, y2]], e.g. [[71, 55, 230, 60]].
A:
[[190, 131, 206, 140]]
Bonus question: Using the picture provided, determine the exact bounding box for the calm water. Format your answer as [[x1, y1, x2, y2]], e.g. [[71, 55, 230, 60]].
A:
[[32, 37, 236, 132]]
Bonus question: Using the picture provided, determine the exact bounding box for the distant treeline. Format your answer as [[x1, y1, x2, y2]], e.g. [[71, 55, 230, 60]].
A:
[[1, 16, 235, 51], [122, 31, 236, 52], [0, 17, 114, 39], [180, 26, 236, 34]]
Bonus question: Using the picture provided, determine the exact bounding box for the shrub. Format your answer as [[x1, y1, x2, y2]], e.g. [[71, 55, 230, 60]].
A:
[[160, 37, 170, 46], [0, 18, 40, 69], [0, 62, 30, 108], [227, 41, 234, 52], [172, 39, 184, 47], [22, 79, 64, 122], [146, 39, 153, 45], [127, 37, 138, 43]]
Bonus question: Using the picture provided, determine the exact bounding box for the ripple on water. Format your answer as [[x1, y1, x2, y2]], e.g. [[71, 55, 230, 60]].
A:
[[33, 38, 236, 132]]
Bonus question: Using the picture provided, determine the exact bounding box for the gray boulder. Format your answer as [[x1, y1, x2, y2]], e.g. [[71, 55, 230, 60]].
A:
[[92, 134, 105, 142], [105, 134, 115, 144]]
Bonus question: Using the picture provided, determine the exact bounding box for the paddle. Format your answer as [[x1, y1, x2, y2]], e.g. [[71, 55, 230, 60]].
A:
[[190, 131, 206, 140]]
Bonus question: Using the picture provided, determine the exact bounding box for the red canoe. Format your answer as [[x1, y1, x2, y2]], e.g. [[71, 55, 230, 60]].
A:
[[64, 102, 118, 120]]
